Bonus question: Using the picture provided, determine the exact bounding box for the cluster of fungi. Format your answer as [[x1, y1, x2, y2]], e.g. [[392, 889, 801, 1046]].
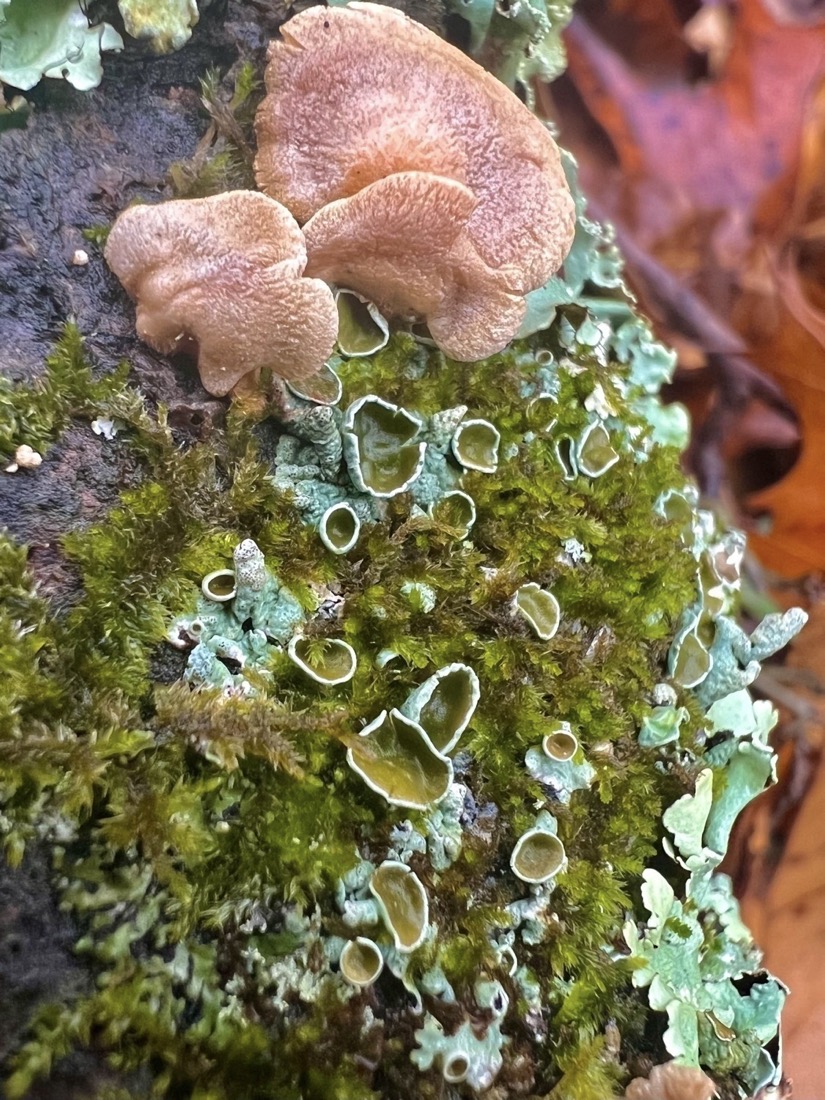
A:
[[104, 2, 576, 395]]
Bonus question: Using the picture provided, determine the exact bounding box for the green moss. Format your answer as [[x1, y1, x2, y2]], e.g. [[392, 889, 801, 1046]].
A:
[[0, 296, 782, 1096], [0, 322, 131, 459]]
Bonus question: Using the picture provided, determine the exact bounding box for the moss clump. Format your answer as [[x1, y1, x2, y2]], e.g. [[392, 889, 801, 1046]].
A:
[[0, 307, 740, 1099]]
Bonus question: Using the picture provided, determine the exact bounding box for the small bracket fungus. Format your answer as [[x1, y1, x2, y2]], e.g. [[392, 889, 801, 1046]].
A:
[[575, 420, 620, 478], [342, 396, 426, 498], [514, 582, 561, 640], [339, 936, 384, 988], [347, 709, 453, 809], [400, 663, 480, 754], [288, 636, 357, 686], [510, 821, 567, 885], [369, 861, 429, 953], [255, 3, 575, 361], [319, 502, 361, 555], [335, 289, 390, 357], [201, 569, 236, 604], [451, 418, 501, 474], [623, 1061, 718, 1100], [104, 191, 339, 396]]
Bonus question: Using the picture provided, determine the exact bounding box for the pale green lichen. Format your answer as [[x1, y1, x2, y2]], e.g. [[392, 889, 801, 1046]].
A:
[[412, 979, 510, 1090], [0, 0, 123, 90]]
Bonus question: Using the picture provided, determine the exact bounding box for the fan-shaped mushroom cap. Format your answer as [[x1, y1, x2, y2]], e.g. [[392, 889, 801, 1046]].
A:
[[104, 190, 338, 396], [255, 2, 575, 361], [624, 1063, 718, 1100], [303, 172, 526, 361]]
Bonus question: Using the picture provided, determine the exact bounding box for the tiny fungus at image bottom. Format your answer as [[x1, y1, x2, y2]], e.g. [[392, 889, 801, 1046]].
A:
[[0, 1, 806, 1098]]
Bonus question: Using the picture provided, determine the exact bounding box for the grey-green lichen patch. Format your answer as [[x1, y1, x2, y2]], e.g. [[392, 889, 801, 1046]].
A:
[[170, 538, 308, 692], [412, 979, 510, 1090], [624, 866, 786, 1091], [525, 728, 595, 803]]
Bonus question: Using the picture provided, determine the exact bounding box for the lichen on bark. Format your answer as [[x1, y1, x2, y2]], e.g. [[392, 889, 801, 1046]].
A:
[[0, 3, 800, 1099]]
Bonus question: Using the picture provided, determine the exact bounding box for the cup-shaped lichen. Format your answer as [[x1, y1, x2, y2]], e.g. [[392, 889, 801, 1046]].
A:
[[347, 708, 453, 809], [285, 362, 343, 406], [451, 417, 501, 473], [369, 860, 429, 953], [443, 1051, 470, 1084], [668, 619, 713, 689], [400, 663, 480, 754], [343, 395, 426, 498], [510, 828, 567, 884], [514, 582, 561, 640], [428, 490, 476, 539], [335, 289, 390, 357], [288, 636, 357, 686], [542, 723, 577, 761], [319, 502, 361, 555], [201, 569, 236, 603], [576, 420, 620, 477], [339, 937, 384, 987]]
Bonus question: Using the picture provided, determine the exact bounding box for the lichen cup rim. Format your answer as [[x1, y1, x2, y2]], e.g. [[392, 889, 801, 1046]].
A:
[[443, 1050, 470, 1084], [510, 828, 567, 884], [369, 859, 430, 954], [201, 568, 237, 603], [400, 661, 481, 754], [450, 417, 501, 473], [288, 634, 357, 685], [342, 394, 427, 498], [346, 707, 454, 809], [334, 287, 391, 358], [339, 936, 384, 988], [319, 501, 361, 555], [514, 582, 561, 641], [542, 725, 577, 761]]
